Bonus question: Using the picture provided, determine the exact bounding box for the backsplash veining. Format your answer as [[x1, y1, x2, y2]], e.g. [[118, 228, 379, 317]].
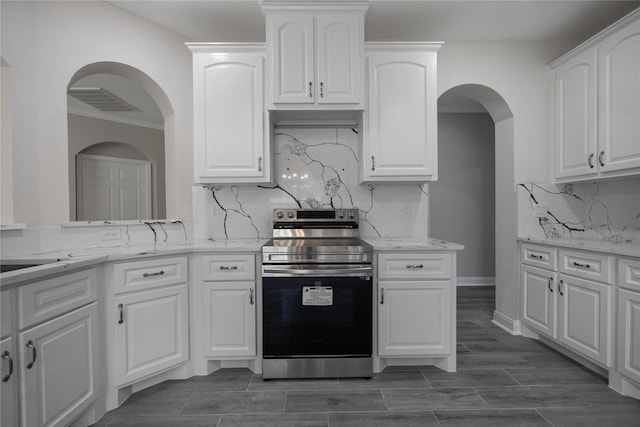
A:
[[194, 127, 429, 239], [517, 179, 640, 242]]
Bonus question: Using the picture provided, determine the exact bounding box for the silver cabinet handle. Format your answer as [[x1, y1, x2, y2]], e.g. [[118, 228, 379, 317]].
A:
[[599, 151, 605, 167], [558, 279, 565, 296], [319, 82, 324, 98], [219, 265, 239, 270], [258, 157, 262, 172], [573, 261, 591, 269], [588, 153, 595, 169], [1, 351, 13, 382], [308, 82, 313, 97], [118, 303, 125, 324], [406, 264, 424, 269], [249, 288, 254, 305], [548, 277, 554, 293], [371, 156, 375, 171], [26, 340, 36, 369], [380, 288, 384, 304], [142, 270, 165, 278], [530, 254, 543, 260]]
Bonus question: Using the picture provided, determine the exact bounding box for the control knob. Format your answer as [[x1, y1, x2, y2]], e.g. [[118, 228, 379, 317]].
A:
[[275, 210, 285, 219], [287, 211, 296, 219], [347, 211, 355, 219]]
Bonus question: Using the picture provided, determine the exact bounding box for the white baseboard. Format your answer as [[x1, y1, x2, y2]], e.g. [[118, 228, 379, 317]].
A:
[[457, 277, 495, 287], [492, 310, 521, 335]]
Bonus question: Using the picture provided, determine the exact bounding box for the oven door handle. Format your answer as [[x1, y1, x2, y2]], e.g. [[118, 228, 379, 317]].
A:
[[262, 266, 372, 276]]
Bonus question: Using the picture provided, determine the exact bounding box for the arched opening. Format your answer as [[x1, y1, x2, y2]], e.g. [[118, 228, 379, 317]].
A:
[[434, 84, 517, 332], [67, 62, 174, 221]]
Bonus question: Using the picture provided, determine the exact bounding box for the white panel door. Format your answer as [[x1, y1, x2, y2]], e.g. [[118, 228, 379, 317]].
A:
[[557, 274, 611, 366], [553, 48, 597, 179], [203, 282, 256, 357], [268, 14, 315, 104], [521, 265, 557, 338], [115, 284, 188, 386], [363, 49, 437, 182], [19, 303, 97, 427], [316, 14, 363, 105], [76, 154, 151, 220], [378, 280, 451, 356], [1, 337, 17, 427], [618, 289, 640, 384], [598, 18, 640, 173]]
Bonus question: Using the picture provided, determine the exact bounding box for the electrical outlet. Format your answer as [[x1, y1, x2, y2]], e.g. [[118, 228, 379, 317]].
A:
[[100, 228, 122, 240], [533, 204, 548, 218], [400, 204, 412, 219]]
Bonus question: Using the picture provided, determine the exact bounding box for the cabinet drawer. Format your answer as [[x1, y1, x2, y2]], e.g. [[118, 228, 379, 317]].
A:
[[114, 256, 188, 294], [619, 258, 640, 292], [18, 269, 97, 329], [378, 253, 451, 279], [558, 250, 614, 284], [521, 243, 557, 270], [202, 254, 256, 281]]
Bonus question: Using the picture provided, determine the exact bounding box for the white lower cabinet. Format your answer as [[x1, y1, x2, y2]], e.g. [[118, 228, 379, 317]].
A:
[[203, 281, 256, 357], [378, 280, 451, 356], [114, 284, 189, 386], [521, 265, 557, 339], [618, 288, 640, 384], [19, 302, 98, 427], [556, 274, 611, 366], [1, 336, 17, 427]]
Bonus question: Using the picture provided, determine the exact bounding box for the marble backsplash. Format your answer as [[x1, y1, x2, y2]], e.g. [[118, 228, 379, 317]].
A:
[[517, 178, 640, 243], [193, 127, 430, 240]]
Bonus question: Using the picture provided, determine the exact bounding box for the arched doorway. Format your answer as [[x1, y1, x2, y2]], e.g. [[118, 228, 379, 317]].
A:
[[67, 62, 174, 221], [434, 84, 519, 333]]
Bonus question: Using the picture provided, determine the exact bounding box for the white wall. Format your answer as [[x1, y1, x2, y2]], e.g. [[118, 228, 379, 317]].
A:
[[1, 59, 14, 225], [0, 0, 193, 227], [431, 113, 495, 281]]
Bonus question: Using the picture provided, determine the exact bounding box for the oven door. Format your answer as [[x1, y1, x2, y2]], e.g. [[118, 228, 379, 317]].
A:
[[262, 275, 372, 358]]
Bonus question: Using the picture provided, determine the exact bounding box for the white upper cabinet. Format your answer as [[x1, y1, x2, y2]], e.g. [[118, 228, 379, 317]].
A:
[[188, 44, 271, 184], [597, 17, 640, 173], [551, 10, 640, 182], [361, 43, 441, 183], [263, 2, 367, 112]]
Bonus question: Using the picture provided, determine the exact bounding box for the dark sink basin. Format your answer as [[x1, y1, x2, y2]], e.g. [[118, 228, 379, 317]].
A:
[[0, 259, 60, 273]]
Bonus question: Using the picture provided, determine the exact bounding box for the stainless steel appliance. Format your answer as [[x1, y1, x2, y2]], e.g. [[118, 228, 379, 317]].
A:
[[261, 208, 373, 379]]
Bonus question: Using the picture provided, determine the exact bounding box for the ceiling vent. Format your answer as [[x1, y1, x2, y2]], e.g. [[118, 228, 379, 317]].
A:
[[67, 87, 140, 112]]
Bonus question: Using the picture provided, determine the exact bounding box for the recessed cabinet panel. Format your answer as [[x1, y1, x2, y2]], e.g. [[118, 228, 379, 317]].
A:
[[521, 265, 557, 338], [619, 258, 640, 291], [618, 288, 640, 384]]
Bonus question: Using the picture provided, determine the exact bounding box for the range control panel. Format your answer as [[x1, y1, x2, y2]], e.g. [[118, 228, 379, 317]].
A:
[[272, 208, 359, 222]]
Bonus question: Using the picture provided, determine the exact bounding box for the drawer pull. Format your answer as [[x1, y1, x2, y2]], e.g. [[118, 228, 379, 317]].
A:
[[558, 279, 565, 296], [599, 151, 605, 167], [405, 264, 424, 269], [380, 288, 384, 305], [548, 277, 554, 293], [142, 270, 165, 278], [573, 261, 591, 269], [530, 254, 543, 260], [26, 340, 36, 369], [249, 288, 254, 305], [219, 265, 239, 270], [118, 303, 125, 324], [588, 153, 595, 168], [1, 351, 13, 382]]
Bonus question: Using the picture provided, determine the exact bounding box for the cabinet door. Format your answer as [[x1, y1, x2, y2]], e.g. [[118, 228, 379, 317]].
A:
[[598, 18, 640, 173], [363, 50, 437, 182], [557, 274, 611, 366], [1, 337, 17, 427], [115, 284, 188, 386], [268, 14, 315, 104], [378, 280, 451, 356], [19, 303, 97, 427], [618, 288, 640, 384], [316, 14, 363, 105], [521, 265, 557, 338], [193, 51, 269, 183], [553, 48, 597, 179], [203, 282, 256, 357]]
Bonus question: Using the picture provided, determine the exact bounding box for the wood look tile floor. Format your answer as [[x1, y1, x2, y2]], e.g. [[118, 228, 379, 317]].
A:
[[93, 286, 640, 426]]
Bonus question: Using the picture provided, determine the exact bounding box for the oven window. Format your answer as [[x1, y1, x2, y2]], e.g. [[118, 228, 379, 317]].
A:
[[262, 276, 372, 358]]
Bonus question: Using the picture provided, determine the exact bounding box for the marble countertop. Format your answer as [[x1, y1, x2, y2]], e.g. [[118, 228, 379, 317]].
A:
[[1, 237, 462, 288], [518, 236, 640, 258]]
